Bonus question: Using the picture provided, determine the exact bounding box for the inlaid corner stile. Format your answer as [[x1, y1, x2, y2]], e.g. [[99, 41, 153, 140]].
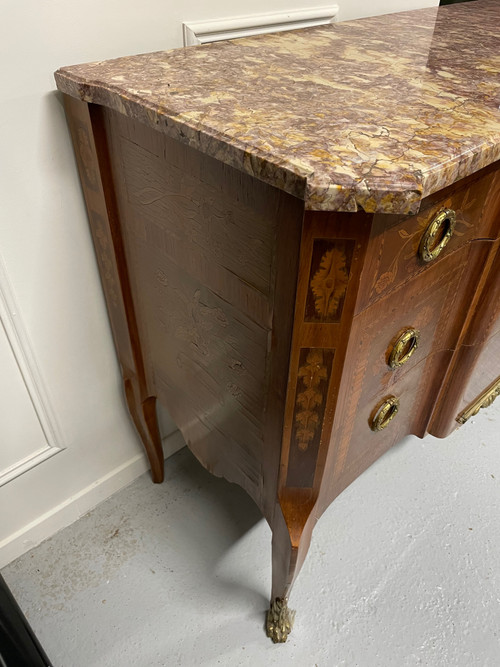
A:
[[279, 213, 371, 496]]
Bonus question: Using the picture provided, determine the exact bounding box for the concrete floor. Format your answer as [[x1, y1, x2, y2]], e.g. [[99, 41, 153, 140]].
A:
[[2, 401, 500, 667]]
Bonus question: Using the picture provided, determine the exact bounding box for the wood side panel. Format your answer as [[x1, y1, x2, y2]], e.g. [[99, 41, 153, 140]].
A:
[[262, 192, 304, 521], [119, 139, 274, 298], [102, 107, 304, 514]]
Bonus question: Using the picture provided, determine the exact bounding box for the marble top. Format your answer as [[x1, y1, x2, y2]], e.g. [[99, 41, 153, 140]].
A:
[[55, 0, 500, 214]]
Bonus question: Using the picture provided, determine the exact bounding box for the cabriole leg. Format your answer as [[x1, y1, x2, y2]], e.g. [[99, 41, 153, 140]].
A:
[[267, 497, 315, 642], [123, 376, 164, 483]]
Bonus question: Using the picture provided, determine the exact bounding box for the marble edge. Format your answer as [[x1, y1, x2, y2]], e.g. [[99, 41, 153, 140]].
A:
[[54, 69, 309, 200], [54, 69, 500, 216]]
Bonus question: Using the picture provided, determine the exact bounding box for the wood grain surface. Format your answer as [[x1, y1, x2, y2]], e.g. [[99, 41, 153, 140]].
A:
[[101, 106, 304, 517]]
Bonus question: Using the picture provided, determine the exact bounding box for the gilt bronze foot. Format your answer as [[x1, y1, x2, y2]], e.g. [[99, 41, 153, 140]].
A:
[[266, 597, 295, 643]]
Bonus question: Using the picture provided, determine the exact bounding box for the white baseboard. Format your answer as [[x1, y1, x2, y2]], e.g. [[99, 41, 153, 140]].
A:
[[0, 430, 185, 569]]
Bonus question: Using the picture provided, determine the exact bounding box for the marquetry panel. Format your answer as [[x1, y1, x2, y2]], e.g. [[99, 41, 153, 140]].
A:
[[279, 211, 372, 494]]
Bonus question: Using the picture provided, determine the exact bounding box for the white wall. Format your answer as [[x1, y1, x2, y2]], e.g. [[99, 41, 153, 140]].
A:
[[338, 0, 437, 20], [0, 0, 438, 567]]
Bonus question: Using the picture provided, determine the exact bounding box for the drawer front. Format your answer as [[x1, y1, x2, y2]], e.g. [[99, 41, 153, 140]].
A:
[[427, 238, 500, 437], [338, 355, 451, 480], [458, 328, 500, 423], [352, 252, 466, 403], [356, 166, 499, 313], [461, 241, 500, 346], [437, 328, 500, 434], [347, 247, 468, 404], [457, 371, 500, 427], [330, 246, 471, 479]]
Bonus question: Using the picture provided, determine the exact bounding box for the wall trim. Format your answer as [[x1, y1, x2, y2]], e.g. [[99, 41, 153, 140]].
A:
[[0, 253, 65, 487], [182, 5, 339, 46], [0, 430, 185, 568]]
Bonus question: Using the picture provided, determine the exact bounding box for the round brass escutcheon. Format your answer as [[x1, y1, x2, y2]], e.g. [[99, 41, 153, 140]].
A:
[[388, 328, 420, 369], [370, 396, 400, 432], [419, 208, 456, 263]]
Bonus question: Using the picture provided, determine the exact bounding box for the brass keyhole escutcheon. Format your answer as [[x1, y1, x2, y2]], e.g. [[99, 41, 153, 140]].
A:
[[419, 208, 456, 262], [388, 328, 420, 369], [370, 396, 400, 431]]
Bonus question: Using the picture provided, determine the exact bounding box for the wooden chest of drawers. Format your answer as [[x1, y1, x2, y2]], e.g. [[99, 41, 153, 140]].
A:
[[55, 0, 500, 642]]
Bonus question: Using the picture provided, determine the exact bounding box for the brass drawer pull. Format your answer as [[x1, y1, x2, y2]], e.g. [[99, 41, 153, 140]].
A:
[[388, 328, 420, 369], [419, 208, 456, 262], [370, 396, 400, 431]]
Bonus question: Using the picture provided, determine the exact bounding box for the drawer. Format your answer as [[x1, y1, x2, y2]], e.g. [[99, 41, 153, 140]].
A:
[[427, 239, 500, 437], [438, 332, 500, 437], [331, 247, 471, 478], [348, 247, 468, 403], [356, 165, 500, 313], [461, 240, 500, 346], [340, 351, 452, 478]]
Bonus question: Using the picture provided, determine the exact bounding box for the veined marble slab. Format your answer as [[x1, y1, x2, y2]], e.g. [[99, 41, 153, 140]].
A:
[[55, 0, 500, 214]]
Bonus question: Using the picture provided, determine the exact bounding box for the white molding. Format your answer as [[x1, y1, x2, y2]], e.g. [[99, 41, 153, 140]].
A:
[[0, 253, 65, 487], [0, 444, 64, 489], [0, 430, 185, 568], [182, 5, 339, 46]]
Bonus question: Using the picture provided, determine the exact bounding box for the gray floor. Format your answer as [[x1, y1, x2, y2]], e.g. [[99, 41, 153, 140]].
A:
[[2, 401, 500, 667]]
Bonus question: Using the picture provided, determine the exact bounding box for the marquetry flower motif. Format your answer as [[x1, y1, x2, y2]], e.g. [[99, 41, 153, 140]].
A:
[[295, 349, 327, 451], [310, 248, 349, 320]]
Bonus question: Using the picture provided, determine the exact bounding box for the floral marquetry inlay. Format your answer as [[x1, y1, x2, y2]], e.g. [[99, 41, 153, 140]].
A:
[[295, 349, 328, 451], [310, 248, 349, 321], [305, 239, 355, 323], [286, 347, 335, 488]]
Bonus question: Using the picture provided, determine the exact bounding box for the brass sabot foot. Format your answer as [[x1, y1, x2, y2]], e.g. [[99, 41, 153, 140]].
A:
[[266, 597, 295, 643]]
